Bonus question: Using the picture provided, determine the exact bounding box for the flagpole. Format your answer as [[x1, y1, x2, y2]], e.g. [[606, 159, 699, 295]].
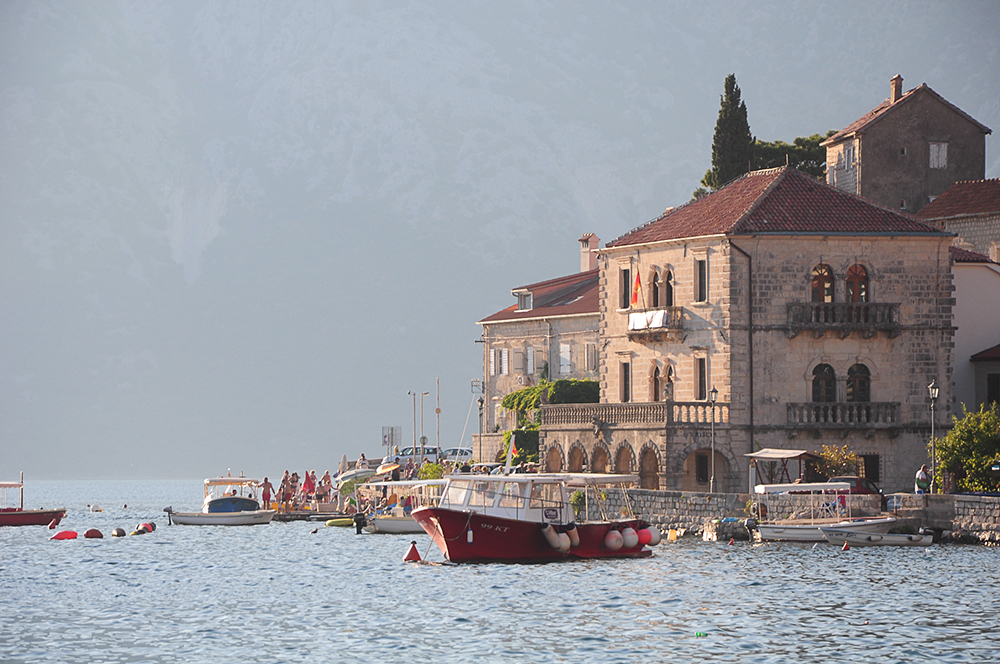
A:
[[503, 433, 515, 476]]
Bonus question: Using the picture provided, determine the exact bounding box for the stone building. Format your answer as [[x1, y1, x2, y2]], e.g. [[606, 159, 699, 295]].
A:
[[822, 75, 991, 214], [917, 178, 1000, 260], [474, 234, 600, 462], [947, 246, 1000, 412], [539, 167, 955, 493]]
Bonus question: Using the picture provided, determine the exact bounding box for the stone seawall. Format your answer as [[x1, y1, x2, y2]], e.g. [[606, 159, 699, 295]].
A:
[[599, 488, 1000, 545]]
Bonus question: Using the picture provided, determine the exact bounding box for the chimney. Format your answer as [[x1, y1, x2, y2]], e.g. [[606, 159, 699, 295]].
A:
[[890, 74, 903, 104], [579, 233, 600, 272]]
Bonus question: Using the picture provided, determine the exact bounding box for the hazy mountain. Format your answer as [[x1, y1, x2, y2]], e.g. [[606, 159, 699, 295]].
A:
[[2, 1, 998, 478]]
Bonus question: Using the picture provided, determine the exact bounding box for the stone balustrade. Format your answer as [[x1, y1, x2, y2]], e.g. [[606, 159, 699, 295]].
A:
[[786, 401, 900, 427], [541, 401, 729, 427], [787, 301, 900, 337]]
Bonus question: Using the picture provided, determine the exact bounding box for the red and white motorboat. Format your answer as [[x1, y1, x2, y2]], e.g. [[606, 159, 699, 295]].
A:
[[411, 473, 659, 564], [0, 473, 66, 527]]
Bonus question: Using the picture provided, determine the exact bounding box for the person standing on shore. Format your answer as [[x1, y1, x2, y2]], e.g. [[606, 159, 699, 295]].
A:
[[915, 464, 931, 494]]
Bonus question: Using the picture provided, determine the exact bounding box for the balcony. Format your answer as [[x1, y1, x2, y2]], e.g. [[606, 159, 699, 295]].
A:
[[786, 302, 900, 338], [627, 307, 684, 342], [541, 401, 729, 428], [787, 402, 900, 432]]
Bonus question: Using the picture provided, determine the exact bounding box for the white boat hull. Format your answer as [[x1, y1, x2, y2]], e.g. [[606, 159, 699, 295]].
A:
[[756, 516, 897, 543], [168, 509, 276, 526], [362, 515, 425, 534], [821, 527, 933, 547]]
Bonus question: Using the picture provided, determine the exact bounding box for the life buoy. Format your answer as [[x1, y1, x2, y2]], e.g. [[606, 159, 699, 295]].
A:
[[604, 529, 623, 551]]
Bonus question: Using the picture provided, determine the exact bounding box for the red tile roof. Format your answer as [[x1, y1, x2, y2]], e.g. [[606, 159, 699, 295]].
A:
[[606, 167, 945, 247], [949, 245, 993, 263], [971, 342, 1000, 362], [478, 269, 598, 324], [821, 83, 991, 147], [916, 179, 1000, 220]]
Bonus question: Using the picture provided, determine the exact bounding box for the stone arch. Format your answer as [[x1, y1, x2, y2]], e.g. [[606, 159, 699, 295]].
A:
[[545, 445, 564, 472], [614, 441, 636, 474], [638, 442, 660, 490], [591, 444, 610, 474], [681, 446, 731, 492], [567, 441, 588, 472]]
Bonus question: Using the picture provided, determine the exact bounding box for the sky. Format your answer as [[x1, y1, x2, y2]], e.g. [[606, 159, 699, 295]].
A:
[[2, 1, 999, 480]]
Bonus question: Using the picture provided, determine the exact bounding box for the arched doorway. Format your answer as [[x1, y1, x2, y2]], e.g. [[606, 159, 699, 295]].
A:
[[568, 446, 587, 472], [546, 446, 563, 472], [591, 447, 609, 473], [639, 447, 659, 489], [614, 445, 634, 474], [681, 449, 730, 492]]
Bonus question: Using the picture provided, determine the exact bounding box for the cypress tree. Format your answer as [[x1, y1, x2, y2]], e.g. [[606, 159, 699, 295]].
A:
[[699, 74, 755, 193]]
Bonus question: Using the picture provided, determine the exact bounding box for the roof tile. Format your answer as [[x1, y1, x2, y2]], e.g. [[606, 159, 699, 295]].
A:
[[478, 269, 598, 324], [916, 179, 1000, 219]]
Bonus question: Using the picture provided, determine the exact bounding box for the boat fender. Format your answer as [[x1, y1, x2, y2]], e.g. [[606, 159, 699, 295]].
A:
[[556, 532, 571, 553], [136, 523, 151, 534], [467, 529, 473, 544], [111, 528, 127, 538], [565, 523, 580, 547], [50, 530, 77, 540], [130, 529, 145, 536], [637, 528, 652, 546], [645, 526, 662, 546], [541, 523, 562, 550], [603, 529, 624, 551], [144, 522, 156, 532], [403, 541, 421, 562], [84, 529, 103, 539], [621, 527, 639, 549]]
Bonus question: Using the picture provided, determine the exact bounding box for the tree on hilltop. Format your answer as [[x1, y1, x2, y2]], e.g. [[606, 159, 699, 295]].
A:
[[753, 130, 837, 179], [695, 73, 754, 198]]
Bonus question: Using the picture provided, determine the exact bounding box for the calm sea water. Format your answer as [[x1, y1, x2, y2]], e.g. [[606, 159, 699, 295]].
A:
[[1, 480, 997, 663]]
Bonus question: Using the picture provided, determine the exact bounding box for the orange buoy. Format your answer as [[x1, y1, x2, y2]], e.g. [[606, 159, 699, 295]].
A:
[[50, 530, 77, 540], [403, 541, 421, 562], [84, 529, 103, 539], [842, 541, 850, 551], [729, 538, 735, 545]]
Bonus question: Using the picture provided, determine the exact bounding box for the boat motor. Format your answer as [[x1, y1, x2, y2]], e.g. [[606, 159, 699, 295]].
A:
[[353, 512, 367, 534]]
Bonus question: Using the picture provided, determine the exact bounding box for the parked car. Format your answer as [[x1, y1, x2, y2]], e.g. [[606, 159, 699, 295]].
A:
[[396, 446, 441, 464], [443, 447, 473, 462], [828, 476, 883, 494]]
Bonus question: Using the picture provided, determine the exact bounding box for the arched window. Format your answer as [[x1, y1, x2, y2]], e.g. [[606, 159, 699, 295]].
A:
[[812, 364, 836, 402], [846, 364, 871, 402], [651, 273, 660, 308], [811, 264, 834, 303], [652, 366, 662, 402], [846, 264, 869, 303], [664, 271, 674, 307]]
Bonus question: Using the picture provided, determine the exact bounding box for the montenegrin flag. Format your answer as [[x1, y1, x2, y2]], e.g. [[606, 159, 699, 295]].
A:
[[631, 271, 641, 306], [510, 438, 519, 458]]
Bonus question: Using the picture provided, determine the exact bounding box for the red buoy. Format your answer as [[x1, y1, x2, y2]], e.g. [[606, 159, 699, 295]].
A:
[[50, 530, 77, 540], [84, 529, 103, 539], [637, 528, 653, 546], [842, 541, 850, 551], [403, 541, 421, 562], [729, 538, 735, 545]]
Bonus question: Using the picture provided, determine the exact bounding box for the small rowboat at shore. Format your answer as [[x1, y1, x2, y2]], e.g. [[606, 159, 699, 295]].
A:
[[0, 473, 66, 527], [820, 527, 934, 547]]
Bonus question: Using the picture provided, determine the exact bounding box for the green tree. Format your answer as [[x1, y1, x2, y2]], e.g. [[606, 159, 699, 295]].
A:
[[935, 403, 1000, 492], [815, 444, 859, 478], [698, 73, 754, 194], [753, 130, 836, 179], [501, 429, 539, 464], [500, 379, 599, 429]]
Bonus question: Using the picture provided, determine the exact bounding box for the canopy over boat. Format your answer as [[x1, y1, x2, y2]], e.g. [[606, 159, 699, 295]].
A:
[[0, 481, 23, 489], [755, 482, 851, 494]]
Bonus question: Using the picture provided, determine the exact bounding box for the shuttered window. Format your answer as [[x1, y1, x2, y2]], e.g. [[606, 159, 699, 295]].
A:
[[526, 347, 534, 375]]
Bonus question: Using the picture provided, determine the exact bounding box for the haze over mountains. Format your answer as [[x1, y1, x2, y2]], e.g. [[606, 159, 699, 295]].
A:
[[2, 1, 998, 479]]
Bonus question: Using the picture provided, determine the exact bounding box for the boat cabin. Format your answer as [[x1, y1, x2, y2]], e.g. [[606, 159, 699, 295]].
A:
[[202, 478, 262, 513]]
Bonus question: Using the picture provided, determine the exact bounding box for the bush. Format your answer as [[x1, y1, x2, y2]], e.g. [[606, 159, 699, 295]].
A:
[[936, 402, 1000, 492]]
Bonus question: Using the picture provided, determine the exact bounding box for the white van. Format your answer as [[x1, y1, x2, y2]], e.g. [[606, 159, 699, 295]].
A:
[[443, 447, 473, 462], [396, 446, 441, 464]]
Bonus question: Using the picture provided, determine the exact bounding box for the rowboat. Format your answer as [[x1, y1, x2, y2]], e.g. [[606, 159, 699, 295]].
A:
[[412, 473, 660, 563], [820, 527, 934, 547], [0, 473, 66, 527], [166, 477, 275, 526]]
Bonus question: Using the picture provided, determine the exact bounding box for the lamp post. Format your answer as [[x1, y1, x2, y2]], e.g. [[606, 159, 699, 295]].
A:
[[407, 391, 417, 451], [928, 379, 939, 494], [709, 386, 718, 493], [419, 391, 430, 461]]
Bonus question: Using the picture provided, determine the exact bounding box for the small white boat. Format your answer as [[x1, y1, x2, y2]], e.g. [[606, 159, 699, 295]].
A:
[[357, 480, 446, 534], [167, 477, 275, 526], [750, 482, 896, 543], [820, 527, 934, 547]]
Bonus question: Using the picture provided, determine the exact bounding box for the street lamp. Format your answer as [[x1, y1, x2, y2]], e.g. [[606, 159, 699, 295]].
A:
[[419, 391, 430, 460], [709, 386, 718, 493], [407, 391, 417, 449], [928, 379, 939, 493]]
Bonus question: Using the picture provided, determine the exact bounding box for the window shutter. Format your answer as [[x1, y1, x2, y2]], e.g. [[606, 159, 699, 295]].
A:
[[512, 349, 524, 374], [526, 347, 534, 375], [489, 348, 496, 376], [559, 342, 572, 374], [501, 348, 509, 375]]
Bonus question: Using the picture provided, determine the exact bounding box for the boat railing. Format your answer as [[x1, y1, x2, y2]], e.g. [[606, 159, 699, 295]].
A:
[[440, 478, 569, 523]]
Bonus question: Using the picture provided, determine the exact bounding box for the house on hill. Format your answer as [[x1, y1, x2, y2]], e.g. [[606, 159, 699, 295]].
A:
[[917, 178, 1000, 261], [538, 166, 954, 493], [822, 75, 991, 214], [474, 234, 601, 462]]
